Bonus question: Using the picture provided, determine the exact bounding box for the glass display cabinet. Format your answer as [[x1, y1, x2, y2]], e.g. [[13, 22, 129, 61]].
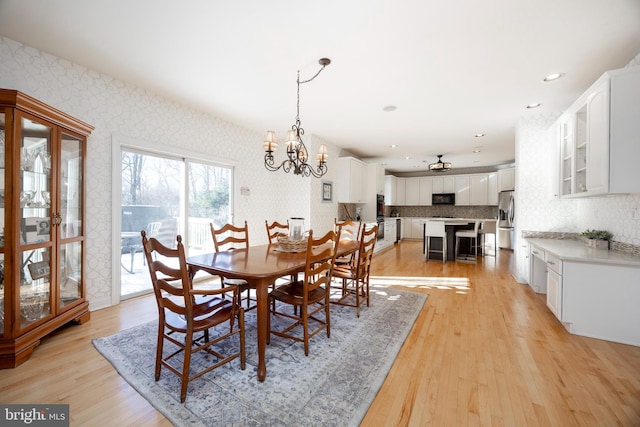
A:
[[0, 89, 94, 368]]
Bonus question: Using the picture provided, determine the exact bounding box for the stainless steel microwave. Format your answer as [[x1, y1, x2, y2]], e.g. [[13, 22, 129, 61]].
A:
[[432, 193, 455, 205]]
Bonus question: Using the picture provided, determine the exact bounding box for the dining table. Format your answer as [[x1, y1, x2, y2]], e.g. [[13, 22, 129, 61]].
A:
[[186, 238, 359, 382]]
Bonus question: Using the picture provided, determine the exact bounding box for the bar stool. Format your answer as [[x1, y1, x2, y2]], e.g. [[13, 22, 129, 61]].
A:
[[478, 219, 497, 256], [425, 220, 447, 263], [455, 220, 481, 263]]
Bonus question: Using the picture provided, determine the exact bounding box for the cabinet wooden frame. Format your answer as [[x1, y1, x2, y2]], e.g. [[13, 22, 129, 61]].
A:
[[0, 89, 94, 368]]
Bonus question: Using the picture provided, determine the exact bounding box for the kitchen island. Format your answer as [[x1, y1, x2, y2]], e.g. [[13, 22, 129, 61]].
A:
[[418, 218, 496, 261], [527, 238, 640, 346]]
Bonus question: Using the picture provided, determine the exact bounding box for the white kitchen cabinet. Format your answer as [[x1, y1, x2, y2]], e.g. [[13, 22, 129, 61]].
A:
[[552, 66, 640, 198], [546, 254, 562, 320], [498, 167, 515, 191], [374, 163, 385, 195], [432, 176, 455, 194], [516, 241, 530, 284], [454, 175, 470, 206], [529, 245, 547, 294], [404, 178, 420, 205], [337, 157, 366, 203], [384, 219, 396, 245], [418, 176, 432, 205], [487, 172, 498, 205], [410, 218, 425, 239], [469, 173, 488, 205], [526, 238, 640, 346], [384, 175, 396, 205], [401, 217, 412, 239], [395, 177, 406, 205], [400, 218, 425, 240]]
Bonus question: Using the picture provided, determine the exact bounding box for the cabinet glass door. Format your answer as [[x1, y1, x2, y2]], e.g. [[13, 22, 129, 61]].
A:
[[59, 132, 84, 308], [19, 116, 53, 328]]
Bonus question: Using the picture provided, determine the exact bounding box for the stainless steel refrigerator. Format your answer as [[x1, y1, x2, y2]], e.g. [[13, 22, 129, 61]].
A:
[[497, 190, 514, 250]]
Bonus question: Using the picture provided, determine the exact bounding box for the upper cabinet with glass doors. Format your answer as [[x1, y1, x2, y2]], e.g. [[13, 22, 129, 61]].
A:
[[551, 66, 640, 198], [0, 89, 94, 368]]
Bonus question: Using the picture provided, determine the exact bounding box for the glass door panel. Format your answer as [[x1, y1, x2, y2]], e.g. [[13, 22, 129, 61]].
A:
[[186, 161, 231, 257], [20, 117, 52, 246], [60, 133, 83, 239], [59, 241, 82, 308], [19, 247, 52, 329], [120, 151, 183, 298]]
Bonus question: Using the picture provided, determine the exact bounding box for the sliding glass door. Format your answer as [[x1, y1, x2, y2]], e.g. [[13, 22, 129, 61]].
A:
[[120, 149, 232, 299]]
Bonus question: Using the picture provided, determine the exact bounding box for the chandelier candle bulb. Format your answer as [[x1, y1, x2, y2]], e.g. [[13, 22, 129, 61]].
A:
[[263, 131, 278, 152]]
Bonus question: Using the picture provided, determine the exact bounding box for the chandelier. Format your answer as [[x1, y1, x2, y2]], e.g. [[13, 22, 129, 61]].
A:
[[263, 58, 331, 178], [428, 154, 452, 172]]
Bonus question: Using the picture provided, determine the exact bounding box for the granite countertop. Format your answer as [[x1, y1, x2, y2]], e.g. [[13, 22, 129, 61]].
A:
[[526, 238, 640, 267]]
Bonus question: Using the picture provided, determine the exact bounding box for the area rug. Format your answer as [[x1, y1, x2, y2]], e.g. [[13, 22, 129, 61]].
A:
[[93, 286, 427, 426]]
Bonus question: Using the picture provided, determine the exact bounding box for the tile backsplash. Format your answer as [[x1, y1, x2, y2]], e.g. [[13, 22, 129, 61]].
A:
[[388, 205, 498, 219]]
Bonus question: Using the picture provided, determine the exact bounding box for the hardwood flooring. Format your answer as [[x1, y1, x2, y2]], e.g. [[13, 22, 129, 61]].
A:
[[1, 241, 639, 426]]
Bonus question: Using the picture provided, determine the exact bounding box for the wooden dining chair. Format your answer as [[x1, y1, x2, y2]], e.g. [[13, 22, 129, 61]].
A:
[[331, 223, 378, 317], [265, 219, 297, 291], [141, 230, 245, 403], [210, 221, 254, 310], [265, 219, 289, 243], [334, 219, 362, 266], [267, 228, 341, 356]]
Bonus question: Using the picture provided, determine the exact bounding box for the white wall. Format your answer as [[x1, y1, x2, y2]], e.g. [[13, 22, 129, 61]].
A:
[[0, 36, 340, 309]]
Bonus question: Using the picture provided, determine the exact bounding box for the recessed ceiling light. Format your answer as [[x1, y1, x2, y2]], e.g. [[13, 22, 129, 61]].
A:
[[383, 105, 397, 112], [544, 73, 565, 82], [526, 103, 541, 109], [473, 149, 481, 153], [405, 156, 411, 160], [475, 133, 485, 138], [390, 144, 398, 148]]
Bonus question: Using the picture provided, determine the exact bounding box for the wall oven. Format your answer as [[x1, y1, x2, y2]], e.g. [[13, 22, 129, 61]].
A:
[[376, 194, 385, 218], [377, 218, 384, 241]]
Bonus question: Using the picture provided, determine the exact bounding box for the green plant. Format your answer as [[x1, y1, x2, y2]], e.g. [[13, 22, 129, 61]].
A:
[[581, 229, 613, 241]]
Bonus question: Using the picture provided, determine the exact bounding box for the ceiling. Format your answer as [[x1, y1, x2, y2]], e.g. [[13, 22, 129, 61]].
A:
[[1, 1, 639, 173]]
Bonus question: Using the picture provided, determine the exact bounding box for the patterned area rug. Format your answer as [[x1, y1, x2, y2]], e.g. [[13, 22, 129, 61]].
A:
[[93, 287, 427, 426]]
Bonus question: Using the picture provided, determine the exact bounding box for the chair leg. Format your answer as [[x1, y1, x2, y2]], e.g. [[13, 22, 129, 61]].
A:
[[180, 333, 193, 403], [443, 236, 447, 263], [238, 308, 246, 370], [155, 327, 164, 381]]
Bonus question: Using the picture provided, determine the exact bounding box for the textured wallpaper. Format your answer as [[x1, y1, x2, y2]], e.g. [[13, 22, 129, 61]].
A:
[[0, 36, 341, 309]]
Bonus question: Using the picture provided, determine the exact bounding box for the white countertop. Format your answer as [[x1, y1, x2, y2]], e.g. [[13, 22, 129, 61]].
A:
[[526, 238, 640, 267]]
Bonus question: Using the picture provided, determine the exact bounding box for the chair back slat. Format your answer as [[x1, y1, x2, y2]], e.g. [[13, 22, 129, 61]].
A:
[[265, 220, 289, 244], [210, 221, 249, 252], [303, 229, 340, 295]]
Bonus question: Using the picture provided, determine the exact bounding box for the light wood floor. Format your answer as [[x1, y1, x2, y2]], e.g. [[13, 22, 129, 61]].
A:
[[1, 241, 639, 426]]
